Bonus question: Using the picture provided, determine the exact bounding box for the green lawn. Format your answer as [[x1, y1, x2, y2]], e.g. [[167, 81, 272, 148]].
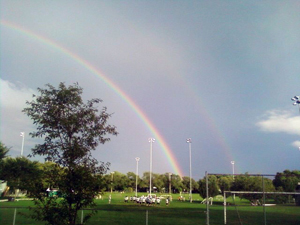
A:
[[1, 193, 299, 225]]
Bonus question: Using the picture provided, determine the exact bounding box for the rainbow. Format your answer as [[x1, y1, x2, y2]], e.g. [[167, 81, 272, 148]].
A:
[[1, 20, 184, 176], [184, 85, 237, 172]]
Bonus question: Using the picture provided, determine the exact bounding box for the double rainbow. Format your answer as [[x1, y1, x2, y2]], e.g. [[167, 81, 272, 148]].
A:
[[1, 20, 184, 177]]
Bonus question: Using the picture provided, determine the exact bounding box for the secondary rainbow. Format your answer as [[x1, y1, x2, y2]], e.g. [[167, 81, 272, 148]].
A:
[[1, 20, 184, 177]]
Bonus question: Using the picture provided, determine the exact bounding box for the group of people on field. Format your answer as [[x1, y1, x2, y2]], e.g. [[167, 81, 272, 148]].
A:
[[124, 195, 169, 206]]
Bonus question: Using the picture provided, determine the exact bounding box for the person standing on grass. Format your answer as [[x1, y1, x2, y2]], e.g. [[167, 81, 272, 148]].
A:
[[156, 197, 161, 205], [109, 195, 111, 204], [166, 197, 169, 206]]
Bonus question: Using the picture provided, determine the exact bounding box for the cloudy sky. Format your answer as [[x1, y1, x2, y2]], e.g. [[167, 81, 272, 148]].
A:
[[1, 1, 300, 180]]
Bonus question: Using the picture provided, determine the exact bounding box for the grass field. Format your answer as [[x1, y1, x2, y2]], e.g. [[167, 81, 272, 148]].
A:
[[1, 192, 300, 225]]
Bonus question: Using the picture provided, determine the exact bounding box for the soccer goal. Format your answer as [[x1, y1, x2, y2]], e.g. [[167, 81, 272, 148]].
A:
[[205, 172, 300, 225], [223, 191, 300, 225]]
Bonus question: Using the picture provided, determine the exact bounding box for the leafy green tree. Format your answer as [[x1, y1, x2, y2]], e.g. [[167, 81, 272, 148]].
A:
[[181, 176, 198, 193], [170, 174, 183, 193], [138, 174, 149, 192], [273, 170, 300, 203], [23, 83, 118, 225], [112, 171, 129, 191], [231, 174, 275, 202], [101, 173, 112, 191], [126, 172, 136, 189], [126, 171, 142, 193], [161, 173, 174, 193], [181, 176, 190, 192], [152, 173, 164, 192], [38, 161, 65, 190], [218, 176, 232, 194], [273, 170, 300, 192], [0, 142, 10, 160], [198, 175, 220, 199], [142, 172, 150, 192], [0, 157, 41, 192], [192, 179, 199, 193], [0, 141, 10, 189]]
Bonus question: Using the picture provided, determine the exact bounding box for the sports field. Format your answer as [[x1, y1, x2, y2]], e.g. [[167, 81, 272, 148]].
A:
[[1, 192, 299, 225]]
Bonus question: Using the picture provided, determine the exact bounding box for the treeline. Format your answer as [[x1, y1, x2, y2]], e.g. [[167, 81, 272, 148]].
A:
[[1, 154, 299, 204], [0, 156, 198, 195]]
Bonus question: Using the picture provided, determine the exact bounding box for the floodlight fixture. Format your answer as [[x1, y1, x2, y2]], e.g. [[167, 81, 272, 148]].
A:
[[291, 96, 300, 113]]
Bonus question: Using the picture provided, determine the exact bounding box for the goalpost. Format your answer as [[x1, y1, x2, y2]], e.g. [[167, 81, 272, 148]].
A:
[[223, 191, 300, 225], [206, 173, 300, 225]]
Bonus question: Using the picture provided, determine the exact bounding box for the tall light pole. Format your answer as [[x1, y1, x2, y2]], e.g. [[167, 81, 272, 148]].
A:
[[135, 157, 140, 197], [231, 161, 235, 200], [231, 161, 235, 180], [168, 172, 172, 194], [187, 138, 192, 203], [148, 138, 155, 196], [110, 172, 114, 193], [20, 132, 25, 156], [291, 97, 300, 152]]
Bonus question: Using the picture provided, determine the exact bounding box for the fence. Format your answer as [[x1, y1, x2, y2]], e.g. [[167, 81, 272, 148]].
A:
[[1, 204, 300, 225]]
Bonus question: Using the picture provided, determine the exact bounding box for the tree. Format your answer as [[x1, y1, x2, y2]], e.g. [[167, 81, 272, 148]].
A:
[[152, 173, 164, 192], [23, 83, 118, 225], [181, 176, 190, 192], [111, 171, 129, 191], [0, 142, 10, 188], [161, 173, 173, 193], [38, 161, 65, 190], [273, 170, 300, 192], [127, 171, 141, 192], [198, 175, 220, 199], [0, 157, 41, 192], [126, 172, 136, 188], [218, 176, 232, 194], [231, 174, 275, 202], [273, 170, 300, 203], [142, 172, 151, 192], [181, 176, 198, 193], [170, 174, 183, 193], [0, 142, 10, 160]]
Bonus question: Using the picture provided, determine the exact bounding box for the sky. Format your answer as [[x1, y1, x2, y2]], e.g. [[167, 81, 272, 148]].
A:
[[1, 1, 300, 180]]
